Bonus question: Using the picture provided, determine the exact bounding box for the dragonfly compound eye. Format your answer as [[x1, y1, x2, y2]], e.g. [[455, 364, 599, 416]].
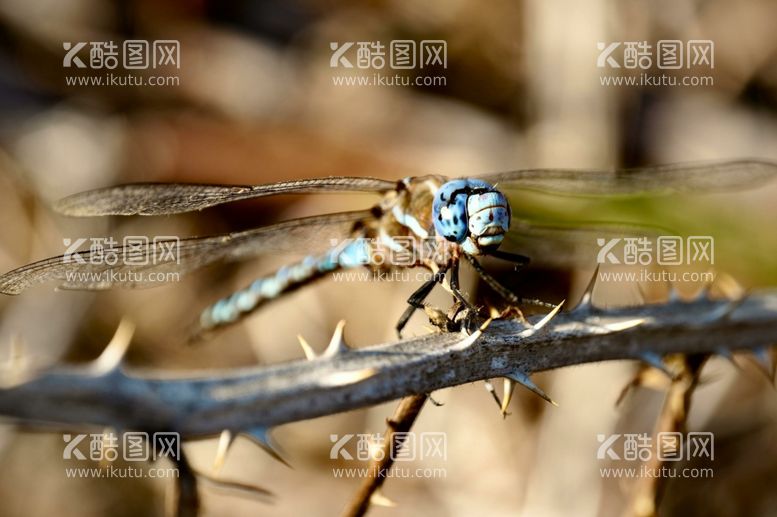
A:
[[433, 180, 471, 243]]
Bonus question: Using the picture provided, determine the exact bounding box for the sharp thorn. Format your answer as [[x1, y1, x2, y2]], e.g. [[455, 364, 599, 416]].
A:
[[451, 328, 482, 350], [213, 429, 234, 475], [573, 265, 600, 312], [243, 427, 290, 467], [500, 378, 516, 417], [617, 365, 676, 406], [667, 280, 681, 303], [638, 351, 675, 379], [701, 296, 747, 323], [529, 300, 565, 333], [92, 318, 135, 374], [319, 367, 378, 387], [370, 490, 397, 508], [505, 371, 558, 407], [450, 319, 490, 351], [699, 293, 747, 323], [694, 283, 711, 301], [615, 380, 634, 407], [750, 346, 775, 381], [716, 272, 746, 300], [601, 318, 646, 332], [297, 335, 317, 360], [478, 317, 494, 332], [195, 472, 275, 502], [715, 347, 740, 369], [322, 320, 351, 358]]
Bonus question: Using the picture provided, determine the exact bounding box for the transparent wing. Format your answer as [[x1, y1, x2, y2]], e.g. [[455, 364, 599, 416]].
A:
[[54, 177, 396, 216], [477, 160, 777, 195], [0, 210, 370, 294], [501, 219, 668, 268]]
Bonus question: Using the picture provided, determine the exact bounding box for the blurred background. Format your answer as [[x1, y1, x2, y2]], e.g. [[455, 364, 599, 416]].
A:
[[0, 0, 776, 516]]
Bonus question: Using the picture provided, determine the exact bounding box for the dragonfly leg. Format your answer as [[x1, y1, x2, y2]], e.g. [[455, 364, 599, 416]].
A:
[[449, 259, 476, 311], [487, 250, 530, 270], [463, 253, 555, 309], [395, 267, 448, 338]]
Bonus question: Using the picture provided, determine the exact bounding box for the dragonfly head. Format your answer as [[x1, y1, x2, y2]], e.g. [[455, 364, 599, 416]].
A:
[[433, 179, 511, 255]]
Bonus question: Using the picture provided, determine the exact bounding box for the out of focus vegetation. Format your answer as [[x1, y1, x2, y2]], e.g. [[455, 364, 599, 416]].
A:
[[0, 1, 776, 516]]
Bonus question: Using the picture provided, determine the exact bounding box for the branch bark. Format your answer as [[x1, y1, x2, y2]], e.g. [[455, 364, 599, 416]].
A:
[[1, 291, 776, 439]]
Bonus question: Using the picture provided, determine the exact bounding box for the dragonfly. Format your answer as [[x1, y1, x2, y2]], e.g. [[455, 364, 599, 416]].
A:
[[0, 160, 774, 338]]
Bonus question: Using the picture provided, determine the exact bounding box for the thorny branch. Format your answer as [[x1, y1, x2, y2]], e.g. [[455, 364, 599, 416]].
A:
[[342, 393, 428, 517], [1, 287, 776, 447], [627, 354, 707, 517]]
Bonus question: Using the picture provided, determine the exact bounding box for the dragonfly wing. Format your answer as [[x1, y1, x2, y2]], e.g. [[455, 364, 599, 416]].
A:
[[501, 219, 666, 268], [0, 210, 370, 294], [477, 160, 777, 195], [55, 177, 396, 216]]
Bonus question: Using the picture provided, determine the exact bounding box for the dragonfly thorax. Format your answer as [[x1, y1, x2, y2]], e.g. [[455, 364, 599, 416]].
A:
[[432, 179, 511, 255]]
